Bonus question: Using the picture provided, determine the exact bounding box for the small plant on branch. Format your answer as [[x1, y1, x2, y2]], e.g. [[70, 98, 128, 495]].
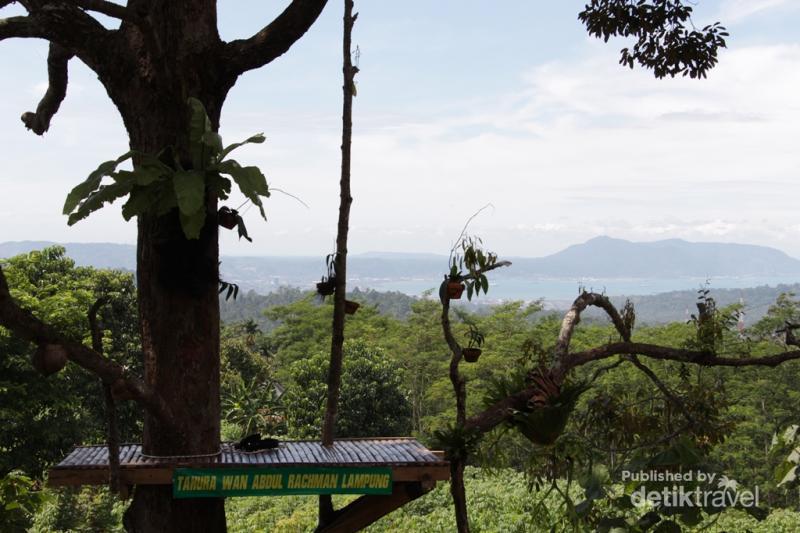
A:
[[62, 97, 270, 240], [462, 324, 484, 363], [315, 252, 337, 299], [447, 235, 498, 301], [432, 423, 482, 463]]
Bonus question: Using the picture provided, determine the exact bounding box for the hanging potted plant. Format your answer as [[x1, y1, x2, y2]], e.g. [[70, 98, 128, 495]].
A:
[[316, 253, 337, 298], [444, 235, 498, 301], [344, 300, 360, 315], [446, 267, 466, 300], [462, 325, 484, 363], [512, 371, 587, 445]]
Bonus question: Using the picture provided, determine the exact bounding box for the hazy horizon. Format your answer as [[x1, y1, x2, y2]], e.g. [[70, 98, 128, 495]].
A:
[[5, 234, 800, 262]]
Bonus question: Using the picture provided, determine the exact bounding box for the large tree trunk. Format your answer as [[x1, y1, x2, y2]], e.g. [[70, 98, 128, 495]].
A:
[[121, 99, 226, 531]]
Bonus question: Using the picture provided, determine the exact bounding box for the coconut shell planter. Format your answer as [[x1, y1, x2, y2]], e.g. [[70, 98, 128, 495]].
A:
[[462, 348, 482, 363], [344, 300, 360, 315], [447, 281, 465, 299], [31, 344, 68, 376], [217, 206, 239, 230]]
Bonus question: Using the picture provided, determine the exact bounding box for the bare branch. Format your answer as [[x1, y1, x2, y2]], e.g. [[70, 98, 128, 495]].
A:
[[0, 15, 45, 40], [223, 0, 328, 75], [21, 42, 72, 135], [624, 354, 697, 426], [564, 341, 800, 371], [2, 4, 114, 73], [70, 0, 133, 22], [588, 357, 624, 383], [556, 292, 629, 361], [451, 260, 512, 284], [0, 265, 176, 428]]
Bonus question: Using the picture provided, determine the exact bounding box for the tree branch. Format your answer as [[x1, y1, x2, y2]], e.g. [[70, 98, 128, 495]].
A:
[[555, 291, 629, 361], [21, 42, 72, 135], [450, 260, 512, 284], [70, 0, 134, 22], [468, 342, 800, 436], [0, 15, 44, 40], [0, 265, 176, 428], [624, 354, 697, 426], [223, 0, 328, 75], [2, 4, 114, 72]]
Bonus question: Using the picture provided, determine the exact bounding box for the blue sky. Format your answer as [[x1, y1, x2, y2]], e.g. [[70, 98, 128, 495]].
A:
[[1, 0, 799, 258]]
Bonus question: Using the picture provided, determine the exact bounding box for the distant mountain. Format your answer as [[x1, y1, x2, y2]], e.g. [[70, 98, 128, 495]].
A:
[[3, 236, 800, 293], [3, 238, 800, 325], [507, 236, 800, 278]]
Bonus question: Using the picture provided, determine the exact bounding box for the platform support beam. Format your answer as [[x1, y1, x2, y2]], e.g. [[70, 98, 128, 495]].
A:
[[315, 481, 432, 533]]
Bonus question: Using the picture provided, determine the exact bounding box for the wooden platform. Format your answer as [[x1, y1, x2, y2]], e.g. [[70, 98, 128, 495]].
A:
[[48, 437, 450, 488]]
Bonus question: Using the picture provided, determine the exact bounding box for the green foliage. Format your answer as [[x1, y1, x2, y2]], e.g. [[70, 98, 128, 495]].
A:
[[686, 287, 741, 353], [0, 470, 50, 533], [448, 235, 497, 301], [513, 382, 588, 446], [432, 424, 482, 463], [30, 487, 124, 533], [282, 341, 412, 439], [466, 324, 484, 349], [578, 0, 728, 79], [62, 98, 269, 239], [0, 247, 142, 477], [771, 425, 800, 489]]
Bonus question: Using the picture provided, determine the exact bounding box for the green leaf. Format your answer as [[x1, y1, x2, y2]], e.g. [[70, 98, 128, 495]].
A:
[[236, 216, 253, 242], [63, 151, 133, 215], [133, 164, 167, 186], [179, 208, 206, 239], [187, 97, 212, 169], [121, 185, 159, 220], [201, 132, 223, 158], [481, 274, 489, 294], [154, 185, 178, 216], [173, 170, 206, 216], [219, 133, 266, 161], [67, 181, 133, 226], [778, 464, 797, 486], [218, 159, 269, 219]]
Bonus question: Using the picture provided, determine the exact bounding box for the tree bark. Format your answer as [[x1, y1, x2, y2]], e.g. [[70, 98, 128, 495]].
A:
[[321, 0, 357, 449], [318, 1, 357, 526], [450, 461, 470, 533], [120, 93, 226, 532]]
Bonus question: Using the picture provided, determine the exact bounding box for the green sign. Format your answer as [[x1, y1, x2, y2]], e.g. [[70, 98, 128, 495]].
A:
[[173, 466, 393, 498]]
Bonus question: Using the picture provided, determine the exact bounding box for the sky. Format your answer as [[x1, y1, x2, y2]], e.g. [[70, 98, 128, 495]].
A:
[[0, 0, 799, 258]]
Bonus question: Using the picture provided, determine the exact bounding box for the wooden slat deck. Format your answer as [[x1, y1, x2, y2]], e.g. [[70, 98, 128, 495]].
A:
[[48, 438, 450, 488]]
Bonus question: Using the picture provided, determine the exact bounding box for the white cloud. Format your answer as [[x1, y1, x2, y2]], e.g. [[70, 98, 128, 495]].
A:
[[719, 0, 795, 23]]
